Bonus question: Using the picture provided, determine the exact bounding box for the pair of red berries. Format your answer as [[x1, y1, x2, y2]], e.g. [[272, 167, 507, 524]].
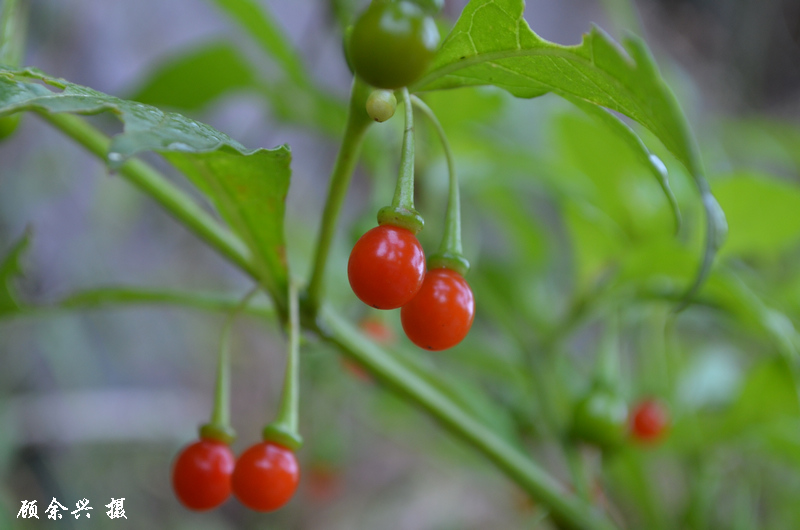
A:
[[172, 438, 299, 512], [347, 224, 474, 351]]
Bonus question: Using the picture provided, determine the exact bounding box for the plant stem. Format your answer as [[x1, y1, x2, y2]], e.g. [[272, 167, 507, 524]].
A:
[[306, 79, 372, 314], [202, 287, 259, 443], [391, 88, 416, 212], [0, 288, 274, 322], [597, 307, 623, 388], [565, 443, 592, 502], [376, 88, 424, 232], [36, 111, 257, 278], [263, 280, 303, 451], [319, 308, 620, 530], [58, 287, 273, 317], [0, 0, 26, 66], [410, 94, 468, 275]]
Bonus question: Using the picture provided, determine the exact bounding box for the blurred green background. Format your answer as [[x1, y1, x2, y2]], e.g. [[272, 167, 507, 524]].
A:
[[2, 0, 800, 528]]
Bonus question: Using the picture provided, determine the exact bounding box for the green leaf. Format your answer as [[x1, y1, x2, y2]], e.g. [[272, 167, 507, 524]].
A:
[[555, 111, 679, 242], [720, 359, 800, 438], [127, 42, 257, 111], [712, 172, 800, 259], [565, 97, 681, 234], [208, 0, 310, 88], [564, 200, 626, 288], [415, 0, 725, 306], [416, 2, 695, 171], [0, 67, 291, 309], [165, 148, 290, 301], [0, 228, 30, 316]]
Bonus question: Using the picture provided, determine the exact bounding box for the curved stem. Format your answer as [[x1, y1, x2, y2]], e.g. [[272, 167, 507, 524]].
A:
[[391, 88, 416, 212], [377, 88, 424, 233], [263, 280, 303, 450], [306, 79, 372, 314], [410, 94, 468, 275], [201, 287, 259, 442]]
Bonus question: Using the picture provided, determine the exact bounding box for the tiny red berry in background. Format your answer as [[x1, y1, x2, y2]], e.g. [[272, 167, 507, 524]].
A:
[[306, 463, 342, 504], [348, 225, 426, 310], [359, 317, 396, 345], [172, 438, 235, 511], [631, 399, 670, 443], [341, 357, 372, 382], [401, 267, 474, 351], [232, 441, 299, 512]]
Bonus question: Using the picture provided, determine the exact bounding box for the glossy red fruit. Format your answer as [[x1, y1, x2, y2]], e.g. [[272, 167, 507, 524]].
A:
[[232, 441, 300, 512], [172, 438, 235, 511], [348, 224, 425, 310], [631, 398, 670, 443], [400, 267, 474, 351]]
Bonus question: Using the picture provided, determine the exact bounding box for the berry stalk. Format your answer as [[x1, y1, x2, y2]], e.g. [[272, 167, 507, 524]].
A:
[[200, 287, 259, 443], [410, 95, 469, 275], [377, 87, 424, 233], [262, 280, 303, 451]]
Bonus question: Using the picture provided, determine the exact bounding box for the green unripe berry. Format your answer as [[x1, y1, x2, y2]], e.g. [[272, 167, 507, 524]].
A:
[[366, 89, 397, 122], [569, 388, 628, 451], [349, 0, 440, 89]]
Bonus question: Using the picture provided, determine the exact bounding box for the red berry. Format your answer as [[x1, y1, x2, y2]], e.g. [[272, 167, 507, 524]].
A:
[[172, 438, 235, 511], [400, 267, 474, 351], [306, 463, 341, 503], [232, 441, 299, 512], [359, 317, 396, 345], [631, 399, 670, 443], [348, 225, 425, 310]]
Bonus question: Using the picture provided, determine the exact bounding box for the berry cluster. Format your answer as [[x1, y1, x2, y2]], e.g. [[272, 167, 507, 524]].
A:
[[570, 391, 671, 450], [172, 437, 299, 512], [346, 1, 473, 351], [348, 224, 475, 351]]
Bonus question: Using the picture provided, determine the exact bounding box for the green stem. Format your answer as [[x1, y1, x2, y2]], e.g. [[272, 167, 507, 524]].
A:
[[306, 78, 372, 314], [410, 94, 468, 275], [36, 111, 257, 278], [376, 87, 424, 233], [597, 308, 622, 389], [0, 0, 26, 137], [201, 287, 259, 443], [263, 280, 303, 451], [621, 450, 669, 530], [391, 88, 415, 212], [319, 307, 620, 530], [58, 287, 273, 317], [0, 288, 274, 322], [565, 443, 592, 502], [0, 0, 26, 66]]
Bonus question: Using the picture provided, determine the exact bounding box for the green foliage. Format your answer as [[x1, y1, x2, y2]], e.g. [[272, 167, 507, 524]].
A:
[[129, 43, 256, 111], [415, 0, 725, 305], [2, 0, 800, 528], [0, 228, 29, 316], [417, 0, 698, 175], [713, 172, 800, 259], [0, 67, 292, 308]]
